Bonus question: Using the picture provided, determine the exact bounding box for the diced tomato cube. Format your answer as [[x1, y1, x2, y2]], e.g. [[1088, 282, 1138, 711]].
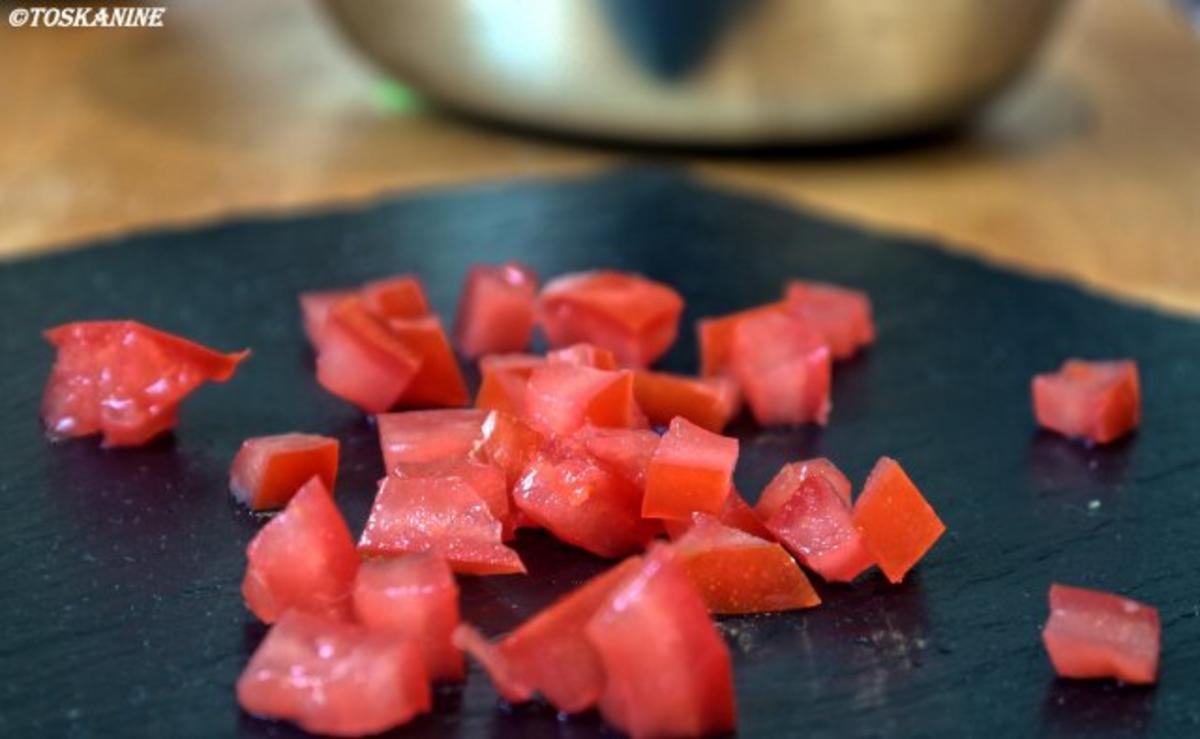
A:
[[376, 408, 485, 472], [41, 321, 248, 447], [852, 457, 945, 584], [358, 474, 525, 576], [475, 353, 543, 416], [315, 297, 421, 413], [1032, 359, 1141, 444], [237, 610, 430, 736], [394, 457, 508, 521], [451, 624, 534, 704], [299, 288, 355, 347], [674, 515, 820, 614], [643, 417, 738, 520], [755, 457, 851, 521], [539, 270, 684, 368], [633, 371, 741, 432], [783, 280, 875, 360], [732, 310, 832, 426], [353, 553, 464, 682], [453, 262, 539, 358], [359, 274, 431, 320], [230, 433, 340, 511], [664, 489, 772, 541], [387, 316, 469, 408], [1041, 583, 1160, 685], [585, 544, 736, 738], [764, 473, 873, 583], [696, 301, 788, 378], [473, 410, 546, 489], [514, 438, 658, 558], [242, 477, 359, 623], [524, 364, 642, 435], [573, 425, 661, 491], [546, 342, 619, 370]]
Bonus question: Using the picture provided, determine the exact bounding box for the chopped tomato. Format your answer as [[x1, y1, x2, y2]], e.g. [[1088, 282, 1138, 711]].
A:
[[524, 364, 642, 435], [359, 274, 431, 320], [242, 477, 359, 623], [230, 433, 340, 511], [573, 425, 661, 490], [315, 297, 421, 413], [41, 321, 248, 447], [643, 417, 738, 520], [546, 342, 619, 370], [453, 262, 539, 358], [755, 457, 851, 521], [674, 515, 820, 614], [852, 457, 945, 584], [394, 457, 508, 522], [475, 353, 543, 416], [665, 489, 772, 541], [783, 280, 875, 360], [451, 624, 534, 704], [633, 371, 741, 432], [1041, 583, 1160, 685], [696, 301, 788, 377], [585, 544, 736, 738], [765, 473, 873, 583], [358, 474, 525, 575], [732, 310, 832, 426], [299, 288, 355, 347], [353, 553, 464, 682], [539, 270, 684, 367], [377, 408, 485, 472], [387, 316, 469, 408], [1032, 359, 1141, 444], [237, 610, 430, 736], [473, 410, 546, 489], [514, 438, 657, 558]]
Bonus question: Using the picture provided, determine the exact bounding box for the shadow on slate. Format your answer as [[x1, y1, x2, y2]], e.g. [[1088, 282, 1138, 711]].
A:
[[1, 167, 1199, 739]]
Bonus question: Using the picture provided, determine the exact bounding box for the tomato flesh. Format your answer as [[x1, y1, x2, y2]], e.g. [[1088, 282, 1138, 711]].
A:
[[452, 624, 534, 703], [230, 433, 339, 511], [359, 274, 431, 320], [783, 280, 875, 360], [755, 457, 851, 521], [394, 457, 508, 522], [573, 425, 661, 491], [315, 297, 421, 413], [643, 417, 738, 520], [546, 342, 619, 370], [765, 474, 874, 583], [376, 408, 485, 472], [732, 310, 832, 426], [242, 477, 359, 623], [633, 370, 740, 432], [474, 409, 546, 489], [696, 301, 788, 378], [237, 610, 430, 736], [41, 321, 248, 447], [475, 353, 543, 416], [1041, 583, 1160, 685], [1032, 359, 1140, 444], [852, 457, 945, 584], [453, 262, 539, 358], [385, 316, 469, 408], [664, 489, 772, 541], [353, 553, 464, 682], [299, 288, 355, 347], [524, 364, 642, 435]]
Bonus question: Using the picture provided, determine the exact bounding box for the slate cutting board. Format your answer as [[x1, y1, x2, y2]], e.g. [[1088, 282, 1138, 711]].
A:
[[1, 169, 1198, 738]]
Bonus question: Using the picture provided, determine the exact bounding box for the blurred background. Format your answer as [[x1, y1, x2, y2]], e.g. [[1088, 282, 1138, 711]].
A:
[[0, 0, 1197, 312]]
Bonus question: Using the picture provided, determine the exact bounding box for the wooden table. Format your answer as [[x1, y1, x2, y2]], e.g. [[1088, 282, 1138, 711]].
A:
[[2, 0, 1198, 314]]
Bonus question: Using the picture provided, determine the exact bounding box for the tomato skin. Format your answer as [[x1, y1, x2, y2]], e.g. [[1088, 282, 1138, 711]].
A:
[[573, 425, 661, 491], [300, 288, 355, 347], [852, 457, 945, 584], [1041, 584, 1160, 685], [376, 408, 486, 472], [315, 298, 422, 413], [454, 262, 539, 358], [353, 553, 464, 682], [475, 353, 543, 416], [237, 610, 430, 736], [539, 270, 684, 368], [242, 477, 359, 623], [755, 457, 852, 521], [664, 488, 772, 541], [696, 301, 789, 378], [783, 280, 875, 360], [452, 624, 535, 703], [524, 364, 642, 436], [387, 316, 469, 408], [585, 544, 736, 738], [633, 371, 741, 432], [41, 321, 248, 447], [359, 274, 431, 320], [766, 474, 874, 583], [1032, 359, 1140, 444], [643, 417, 738, 520], [230, 434, 339, 511], [732, 311, 832, 426]]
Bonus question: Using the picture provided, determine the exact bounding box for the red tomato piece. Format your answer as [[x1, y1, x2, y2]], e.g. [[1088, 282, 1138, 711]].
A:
[[1041, 583, 1160, 685], [230, 433, 340, 511], [514, 438, 658, 558], [41, 321, 248, 447], [452, 624, 534, 704], [783, 280, 875, 360], [664, 488, 772, 541], [546, 342, 619, 370], [696, 301, 788, 378], [585, 544, 736, 738], [315, 297, 421, 413], [1032, 359, 1141, 444], [539, 270, 685, 368], [755, 457, 852, 521], [633, 370, 741, 432], [358, 474, 526, 575], [376, 408, 486, 472], [474, 410, 547, 489], [237, 610, 430, 736], [299, 288, 355, 347], [387, 316, 469, 408], [353, 552, 464, 682], [394, 457, 508, 521], [454, 262, 539, 358], [643, 417, 738, 520], [242, 477, 359, 623], [765, 473, 873, 583], [573, 425, 661, 491], [475, 353, 543, 416], [732, 310, 832, 426], [524, 364, 642, 435], [852, 457, 945, 584], [359, 274, 431, 320], [674, 514, 820, 614]]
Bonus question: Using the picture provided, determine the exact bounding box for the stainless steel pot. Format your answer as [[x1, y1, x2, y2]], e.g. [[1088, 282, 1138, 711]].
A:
[[324, 0, 1068, 146]]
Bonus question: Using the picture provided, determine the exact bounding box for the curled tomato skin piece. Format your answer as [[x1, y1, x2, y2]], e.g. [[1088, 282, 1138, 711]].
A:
[[1041, 583, 1160, 685], [1032, 359, 1140, 444]]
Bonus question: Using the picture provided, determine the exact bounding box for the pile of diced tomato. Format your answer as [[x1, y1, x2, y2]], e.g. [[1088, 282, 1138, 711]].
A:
[[38, 262, 1156, 737]]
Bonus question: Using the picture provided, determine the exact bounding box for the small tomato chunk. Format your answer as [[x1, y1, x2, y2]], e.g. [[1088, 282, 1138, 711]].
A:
[[475, 353, 543, 416], [394, 457, 508, 522], [1032, 359, 1141, 444], [696, 302, 788, 378], [546, 342, 619, 370], [376, 408, 485, 472], [573, 425, 661, 491], [524, 364, 642, 435], [473, 409, 547, 489], [451, 624, 534, 704], [237, 610, 430, 736], [386, 316, 469, 408], [664, 489, 772, 541], [755, 457, 852, 521], [765, 473, 873, 583], [633, 371, 741, 432], [732, 311, 832, 426], [299, 288, 355, 347], [852, 457, 945, 584], [643, 417, 738, 520], [454, 262, 539, 358], [783, 280, 875, 360], [230, 433, 340, 511], [359, 274, 431, 320], [315, 297, 421, 413], [1041, 583, 1160, 685]]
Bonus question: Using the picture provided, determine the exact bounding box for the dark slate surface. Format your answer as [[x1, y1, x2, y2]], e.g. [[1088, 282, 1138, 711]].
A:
[[1, 168, 1198, 738]]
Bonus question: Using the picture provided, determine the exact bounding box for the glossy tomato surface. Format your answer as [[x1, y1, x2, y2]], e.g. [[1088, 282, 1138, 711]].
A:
[[731, 310, 832, 426], [755, 457, 852, 521], [1032, 359, 1141, 444], [766, 474, 874, 583], [474, 353, 543, 416], [643, 417, 738, 520], [632, 370, 740, 432], [852, 457, 945, 584], [524, 364, 641, 436], [387, 316, 469, 408], [454, 262, 539, 358], [1041, 583, 1160, 685], [376, 408, 485, 472], [229, 433, 339, 511]]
